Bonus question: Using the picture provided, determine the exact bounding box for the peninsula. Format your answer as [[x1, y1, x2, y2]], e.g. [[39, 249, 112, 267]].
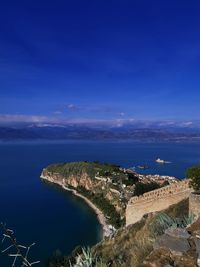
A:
[[40, 161, 131, 234], [40, 161, 178, 236], [41, 161, 200, 267]]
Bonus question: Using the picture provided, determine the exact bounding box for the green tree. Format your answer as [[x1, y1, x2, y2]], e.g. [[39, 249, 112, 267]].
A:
[[186, 165, 200, 191], [134, 182, 160, 196]]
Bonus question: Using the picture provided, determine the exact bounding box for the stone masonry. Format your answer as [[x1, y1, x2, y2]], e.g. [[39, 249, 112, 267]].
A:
[[126, 180, 192, 226]]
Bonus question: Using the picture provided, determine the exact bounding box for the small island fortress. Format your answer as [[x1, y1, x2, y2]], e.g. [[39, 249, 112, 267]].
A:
[[155, 158, 171, 164]]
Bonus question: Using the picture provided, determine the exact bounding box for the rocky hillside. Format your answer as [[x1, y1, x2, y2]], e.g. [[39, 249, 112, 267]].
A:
[[91, 199, 191, 267], [42, 162, 200, 267], [41, 161, 139, 228], [48, 198, 200, 267]]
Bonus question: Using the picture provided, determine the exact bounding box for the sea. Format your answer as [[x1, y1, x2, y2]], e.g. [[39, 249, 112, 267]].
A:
[[0, 141, 200, 266]]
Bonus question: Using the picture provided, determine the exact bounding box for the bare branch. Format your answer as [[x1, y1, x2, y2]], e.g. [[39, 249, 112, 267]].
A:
[[0, 223, 40, 267], [2, 244, 14, 253]]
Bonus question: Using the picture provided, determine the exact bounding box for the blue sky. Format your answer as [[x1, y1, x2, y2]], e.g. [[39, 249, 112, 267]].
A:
[[1, 0, 200, 126]]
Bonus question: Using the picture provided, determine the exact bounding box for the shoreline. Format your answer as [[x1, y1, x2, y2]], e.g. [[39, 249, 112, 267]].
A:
[[40, 174, 112, 238]]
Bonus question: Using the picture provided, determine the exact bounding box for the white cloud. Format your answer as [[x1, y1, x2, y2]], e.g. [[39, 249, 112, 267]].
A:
[[0, 114, 48, 123], [65, 104, 79, 110], [0, 114, 198, 130], [181, 121, 193, 127], [118, 112, 125, 117], [53, 111, 62, 115]]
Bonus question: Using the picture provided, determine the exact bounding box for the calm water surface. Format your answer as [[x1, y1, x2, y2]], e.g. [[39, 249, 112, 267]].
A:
[[0, 141, 200, 266]]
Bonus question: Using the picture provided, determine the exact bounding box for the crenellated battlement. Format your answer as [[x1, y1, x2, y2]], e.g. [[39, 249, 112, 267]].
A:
[[126, 179, 191, 226], [129, 180, 189, 205]]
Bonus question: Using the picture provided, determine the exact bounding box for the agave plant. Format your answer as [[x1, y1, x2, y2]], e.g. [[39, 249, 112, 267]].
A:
[[69, 247, 105, 267], [155, 213, 195, 235]]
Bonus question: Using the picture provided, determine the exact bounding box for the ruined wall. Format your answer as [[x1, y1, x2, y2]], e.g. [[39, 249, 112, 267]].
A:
[[126, 180, 192, 226], [189, 192, 200, 217]]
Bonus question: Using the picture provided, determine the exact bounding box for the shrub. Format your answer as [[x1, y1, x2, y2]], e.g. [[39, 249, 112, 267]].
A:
[[77, 186, 123, 228], [186, 165, 200, 191], [69, 247, 105, 267], [154, 212, 195, 235], [134, 182, 160, 196]]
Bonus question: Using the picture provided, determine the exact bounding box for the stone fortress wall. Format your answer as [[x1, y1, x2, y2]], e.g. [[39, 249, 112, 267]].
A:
[[130, 180, 189, 204], [126, 180, 192, 226], [189, 192, 200, 217]]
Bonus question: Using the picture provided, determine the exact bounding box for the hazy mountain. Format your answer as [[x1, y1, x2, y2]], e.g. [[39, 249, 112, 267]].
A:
[[0, 123, 200, 142]]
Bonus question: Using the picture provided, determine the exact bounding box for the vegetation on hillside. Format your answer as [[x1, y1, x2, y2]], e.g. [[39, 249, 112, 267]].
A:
[[186, 165, 200, 191], [134, 181, 161, 196], [46, 161, 126, 180], [46, 161, 127, 228], [46, 199, 189, 267], [45, 161, 175, 233], [77, 186, 123, 228], [45, 161, 191, 266], [153, 212, 194, 235], [91, 198, 189, 267]]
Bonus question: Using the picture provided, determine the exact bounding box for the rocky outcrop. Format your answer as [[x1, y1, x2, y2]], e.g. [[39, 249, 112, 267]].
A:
[[40, 163, 125, 229], [41, 165, 126, 219], [141, 222, 200, 267], [41, 168, 95, 190], [154, 228, 191, 256], [66, 173, 94, 190]]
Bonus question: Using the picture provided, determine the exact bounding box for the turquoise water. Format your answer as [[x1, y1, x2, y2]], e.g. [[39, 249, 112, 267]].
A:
[[0, 141, 200, 266]]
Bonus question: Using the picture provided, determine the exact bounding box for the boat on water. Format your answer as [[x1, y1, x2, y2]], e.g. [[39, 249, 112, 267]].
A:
[[155, 158, 171, 164], [137, 165, 149, 170]]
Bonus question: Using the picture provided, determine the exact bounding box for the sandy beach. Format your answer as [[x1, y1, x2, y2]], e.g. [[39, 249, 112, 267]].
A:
[[40, 174, 111, 238]]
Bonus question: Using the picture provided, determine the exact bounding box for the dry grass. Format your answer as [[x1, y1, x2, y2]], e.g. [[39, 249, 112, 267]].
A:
[[92, 215, 157, 267], [91, 199, 189, 267]]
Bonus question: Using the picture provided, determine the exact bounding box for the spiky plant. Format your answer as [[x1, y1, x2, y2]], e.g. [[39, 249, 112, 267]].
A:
[[155, 213, 195, 235], [69, 247, 105, 267]]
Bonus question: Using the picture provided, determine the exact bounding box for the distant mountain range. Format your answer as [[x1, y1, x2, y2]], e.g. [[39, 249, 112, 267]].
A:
[[1, 123, 200, 142]]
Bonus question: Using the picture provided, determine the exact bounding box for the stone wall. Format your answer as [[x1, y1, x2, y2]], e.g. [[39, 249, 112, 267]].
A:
[[126, 180, 192, 226], [189, 192, 200, 217]]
